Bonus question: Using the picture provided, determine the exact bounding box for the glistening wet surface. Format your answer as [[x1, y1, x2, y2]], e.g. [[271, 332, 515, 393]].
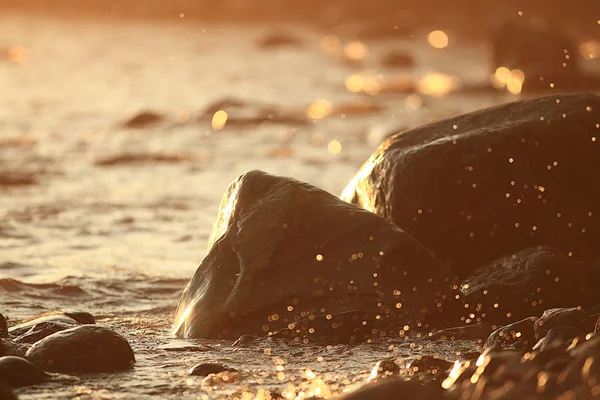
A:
[[1, 12, 599, 400]]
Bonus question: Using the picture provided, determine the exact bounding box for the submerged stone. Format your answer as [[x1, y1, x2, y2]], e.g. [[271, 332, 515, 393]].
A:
[[25, 325, 135, 373], [337, 377, 444, 400], [189, 363, 235, 376], [0, 356, 49, 388], [174, 170, 451, 341], [459, 247, 596, 326], [341, 93, 600, 276]]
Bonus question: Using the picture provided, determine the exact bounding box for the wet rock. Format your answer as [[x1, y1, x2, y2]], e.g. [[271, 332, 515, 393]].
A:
[[459, 247, 596, 326], [257, 31, 302, 49], [337, 377, 444, 400], [122, 110, 163, 128], [25, 325, 135, 373], [174, 170, 451, 341], [201, 370, 243, 385], [381, 52, 414, 68], [535, 308, 596, 339], [369, 360, 400, 379], [0, 338, 28, 357], [0, 356, 49, 388], [483, 317, 536, 352], [15, 321, 76, 344], [9, 310, 94, 338], [341, 93, 600, 277], [596, 316, 600, 335], [189, 363, 235, 376], [532, 326, 585, 351], [0, 384, 17, 400], [0, 314, 7, 338]]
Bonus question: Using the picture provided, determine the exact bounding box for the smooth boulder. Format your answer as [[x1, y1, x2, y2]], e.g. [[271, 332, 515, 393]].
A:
[[0, 356, 48, 388], [174, 170, 451, 341], [342, 93, 600, 276], [25, 325, 135, 373]]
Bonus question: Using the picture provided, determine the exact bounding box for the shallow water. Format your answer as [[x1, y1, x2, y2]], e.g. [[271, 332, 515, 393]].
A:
[[1, 12, 598, 400]]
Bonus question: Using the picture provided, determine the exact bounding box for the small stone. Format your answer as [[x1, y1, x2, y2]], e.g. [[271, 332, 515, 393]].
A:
[[0, 356, 49, 388], [9, 309, 94, 338], [257, 32, 302, 49], [381, 52, 414, 68], [189, 363, 235, 376], [122, 111, 163, 128], [25, 325, 135, 373], [15, 321, 75, 344]]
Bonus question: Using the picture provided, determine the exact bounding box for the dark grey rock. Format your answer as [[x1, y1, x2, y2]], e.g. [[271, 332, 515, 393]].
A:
[[189, 363, 235, 376], [460, 247, 596, 326], [0, 356, 48, 388], [483, 317, 537, 352], [174, 170, 451, 341], [0, 338, 28, 357], [341, 93, 600, 277], [14, 321, 75, 344], [25, 325, 135, 373], [122, 110, 163, 128]]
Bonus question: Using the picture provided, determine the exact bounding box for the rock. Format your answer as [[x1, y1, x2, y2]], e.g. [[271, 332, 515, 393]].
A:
[[336, 377, 444, 400], [483, 317, 537, 352], [0, 339, 28, 357], [535, 308, 596, 339], [257, 31, 302, 49], [341, 93, 600, 277], [200, 98, 307, 128], [459, 247, 596, 326], [369, 360, 400, 380], [9, 309, 94, 338], [14, 321, 76, 344], [25, 325, 135, 373], [0, 314, 7, 338], [174, 170, 451, 341], [0, 384, 17, 400], [0, 171, 37, 186], [532, 326, 585, 351], [122, 111, 163, 128], [596, 316, 600, 335], [189, 363, 235, 376], [381, 52, 414, 68], [0, 356, 48, 388]]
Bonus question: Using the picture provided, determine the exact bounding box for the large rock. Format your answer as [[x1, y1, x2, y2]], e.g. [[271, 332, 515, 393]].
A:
[[174, 170, 451, 341], [459, 247, 597, 326], [25, 325, 135, 373], [9, 309, 95, 338], [0, 356, 49, 388], [342, 93, 600, 276]]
